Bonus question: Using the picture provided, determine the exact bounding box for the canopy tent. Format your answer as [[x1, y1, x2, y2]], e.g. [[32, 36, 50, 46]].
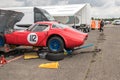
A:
[[39, 3, 91, 26], [39, 4, 86, 16]]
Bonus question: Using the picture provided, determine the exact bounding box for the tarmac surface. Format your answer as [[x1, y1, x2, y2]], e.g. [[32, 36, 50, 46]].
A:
[[0, 24, 120, 80]]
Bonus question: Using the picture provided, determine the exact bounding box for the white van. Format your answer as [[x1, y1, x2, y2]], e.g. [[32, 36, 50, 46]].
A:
[[1, 7, 55, 29]]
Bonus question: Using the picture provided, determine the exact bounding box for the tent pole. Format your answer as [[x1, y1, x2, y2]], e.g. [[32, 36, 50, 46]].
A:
[[74, 16, 76, 29]]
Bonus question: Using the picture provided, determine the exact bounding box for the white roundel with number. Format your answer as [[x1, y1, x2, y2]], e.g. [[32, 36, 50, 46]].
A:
[[27, 33, 38, 44]]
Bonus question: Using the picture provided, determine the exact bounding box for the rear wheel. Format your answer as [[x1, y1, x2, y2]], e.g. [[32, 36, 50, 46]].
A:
[[48, 37, 64, 53]]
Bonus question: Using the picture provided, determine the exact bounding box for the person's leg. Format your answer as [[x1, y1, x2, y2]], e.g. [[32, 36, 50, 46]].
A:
[[99, 27, 101, 32], [102, 27, 104, 32]]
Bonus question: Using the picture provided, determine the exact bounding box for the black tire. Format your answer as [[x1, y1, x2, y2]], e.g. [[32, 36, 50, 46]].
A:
[[48, 37, 64, 53], [88, 27, 91, 32], [84, 28, 88, 33], [46, 52, 64, 61]]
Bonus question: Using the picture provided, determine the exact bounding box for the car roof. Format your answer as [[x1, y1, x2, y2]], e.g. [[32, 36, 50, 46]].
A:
[[35, 21, 58, 25]]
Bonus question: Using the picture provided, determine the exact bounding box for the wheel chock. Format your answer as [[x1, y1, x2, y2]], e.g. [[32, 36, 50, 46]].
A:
[[24, 52, 39, 60], [38, 62, 59, 69]]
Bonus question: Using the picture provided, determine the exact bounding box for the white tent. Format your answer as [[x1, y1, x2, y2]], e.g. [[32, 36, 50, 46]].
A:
[[39, 3, 91, 26], [39, 4, 86, 16]]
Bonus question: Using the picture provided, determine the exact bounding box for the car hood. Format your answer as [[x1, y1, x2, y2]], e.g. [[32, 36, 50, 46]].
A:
[[0, 9, 24, 33]]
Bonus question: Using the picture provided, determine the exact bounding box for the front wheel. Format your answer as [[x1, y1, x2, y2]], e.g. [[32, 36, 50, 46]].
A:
[[0, 34, 5, 47], [48, 37, 64, 53]]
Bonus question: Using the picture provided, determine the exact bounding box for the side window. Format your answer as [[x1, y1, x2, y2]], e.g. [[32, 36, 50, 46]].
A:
[[34, 13, 47, 22], [52, 24, 57, 28], [31, 24, 49, 32], [52, 24, 64, 29]]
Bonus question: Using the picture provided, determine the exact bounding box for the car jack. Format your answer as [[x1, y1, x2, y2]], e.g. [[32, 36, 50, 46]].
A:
[[64, 43, 94, 55]]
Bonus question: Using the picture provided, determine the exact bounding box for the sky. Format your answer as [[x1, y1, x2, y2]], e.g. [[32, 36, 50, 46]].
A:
[[0, 0, 120, 18]]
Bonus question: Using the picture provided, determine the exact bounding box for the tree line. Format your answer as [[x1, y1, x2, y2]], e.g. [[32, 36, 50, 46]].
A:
[[92, 17, 120, 21]]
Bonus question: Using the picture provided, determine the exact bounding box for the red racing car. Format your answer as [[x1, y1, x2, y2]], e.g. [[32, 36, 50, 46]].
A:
[[5, 21, 88, 53]]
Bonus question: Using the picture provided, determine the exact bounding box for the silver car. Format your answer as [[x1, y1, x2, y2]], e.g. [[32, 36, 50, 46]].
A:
[[112, 20, 120, 25]]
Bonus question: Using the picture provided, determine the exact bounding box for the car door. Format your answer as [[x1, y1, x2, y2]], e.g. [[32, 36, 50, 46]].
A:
[[13, 24, 49, 46], [5, 30, 30, 45], [26, 24, 49, 46]]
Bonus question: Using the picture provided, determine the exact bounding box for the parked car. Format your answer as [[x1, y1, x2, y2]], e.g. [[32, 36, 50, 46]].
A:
[[104, 21, 111, 25], [112, 20, 120, 25], [5, 21, 88, 53], [0, 9, 88, 61]]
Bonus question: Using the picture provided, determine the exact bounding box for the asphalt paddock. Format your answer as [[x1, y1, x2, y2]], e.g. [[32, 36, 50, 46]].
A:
[[0, 24, 120, 80]]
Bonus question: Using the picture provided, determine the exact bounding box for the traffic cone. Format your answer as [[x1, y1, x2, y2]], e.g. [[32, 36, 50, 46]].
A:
[[38, 62, 59, 69], [0, 55, 7, 64]]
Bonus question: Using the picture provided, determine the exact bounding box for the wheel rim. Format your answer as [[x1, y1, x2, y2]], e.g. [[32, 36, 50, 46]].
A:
[[0, 37, 4, 46], [49, 39, 61, 52]]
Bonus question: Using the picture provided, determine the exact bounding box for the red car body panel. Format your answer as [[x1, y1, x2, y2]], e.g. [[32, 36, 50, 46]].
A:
[[5, 21, 88, 49], [5, 31, 48, 46]]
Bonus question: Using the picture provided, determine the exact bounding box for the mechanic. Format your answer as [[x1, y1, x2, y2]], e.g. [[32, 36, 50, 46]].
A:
[[91, 18, 96, 30], [99, 19, 104, 32]]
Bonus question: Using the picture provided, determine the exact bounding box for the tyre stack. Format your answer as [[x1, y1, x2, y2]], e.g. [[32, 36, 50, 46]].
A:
[[38, 49, 64, 61]]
